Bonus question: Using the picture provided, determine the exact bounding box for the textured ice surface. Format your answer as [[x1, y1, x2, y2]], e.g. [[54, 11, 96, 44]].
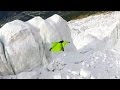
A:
[[1, 12, 120, 79]]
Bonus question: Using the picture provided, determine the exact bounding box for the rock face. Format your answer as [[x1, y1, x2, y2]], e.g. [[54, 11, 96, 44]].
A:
[[0, 41, 14, 75], [0, 20, 47, 75], [27, 14, 76, 60], [26, 16, 44, 29], [0, 14, 76, 76], [40, 14, 76, 53]]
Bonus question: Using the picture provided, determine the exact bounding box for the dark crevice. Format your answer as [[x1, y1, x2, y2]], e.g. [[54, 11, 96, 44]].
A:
[[0, 41, 16, 75], [5, 49, 16, 75], [30, 28, 44, 66]]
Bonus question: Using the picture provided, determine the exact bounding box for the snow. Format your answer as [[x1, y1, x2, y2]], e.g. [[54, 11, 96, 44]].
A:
[[68, 12, 120, 51], [1, 11, 120, 79], [80, 69, 91, 78]]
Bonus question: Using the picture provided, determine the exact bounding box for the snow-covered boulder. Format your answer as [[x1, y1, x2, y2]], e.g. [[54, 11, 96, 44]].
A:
[[0, 20, 48, 75], [27, 14, 76, 62], [26, 17, 51, 64], [26, 16, 44, 29], [0, 14, 77, 76], [39, 14, 76, 60], [39, 14, 76, 51]]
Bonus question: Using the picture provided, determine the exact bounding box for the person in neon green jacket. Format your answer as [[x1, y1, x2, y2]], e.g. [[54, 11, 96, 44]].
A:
[[49, 40, 70, 52]]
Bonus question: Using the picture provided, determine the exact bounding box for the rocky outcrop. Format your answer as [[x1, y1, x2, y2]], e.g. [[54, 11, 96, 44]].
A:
[[38, 14, 76, 52], [27, 14, 76, 61], [0, 14, 76, 76], [0, 20, 47, 75]]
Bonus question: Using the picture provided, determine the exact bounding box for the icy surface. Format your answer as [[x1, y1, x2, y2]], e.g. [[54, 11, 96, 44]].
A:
[[1, 12, 120, 79]]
